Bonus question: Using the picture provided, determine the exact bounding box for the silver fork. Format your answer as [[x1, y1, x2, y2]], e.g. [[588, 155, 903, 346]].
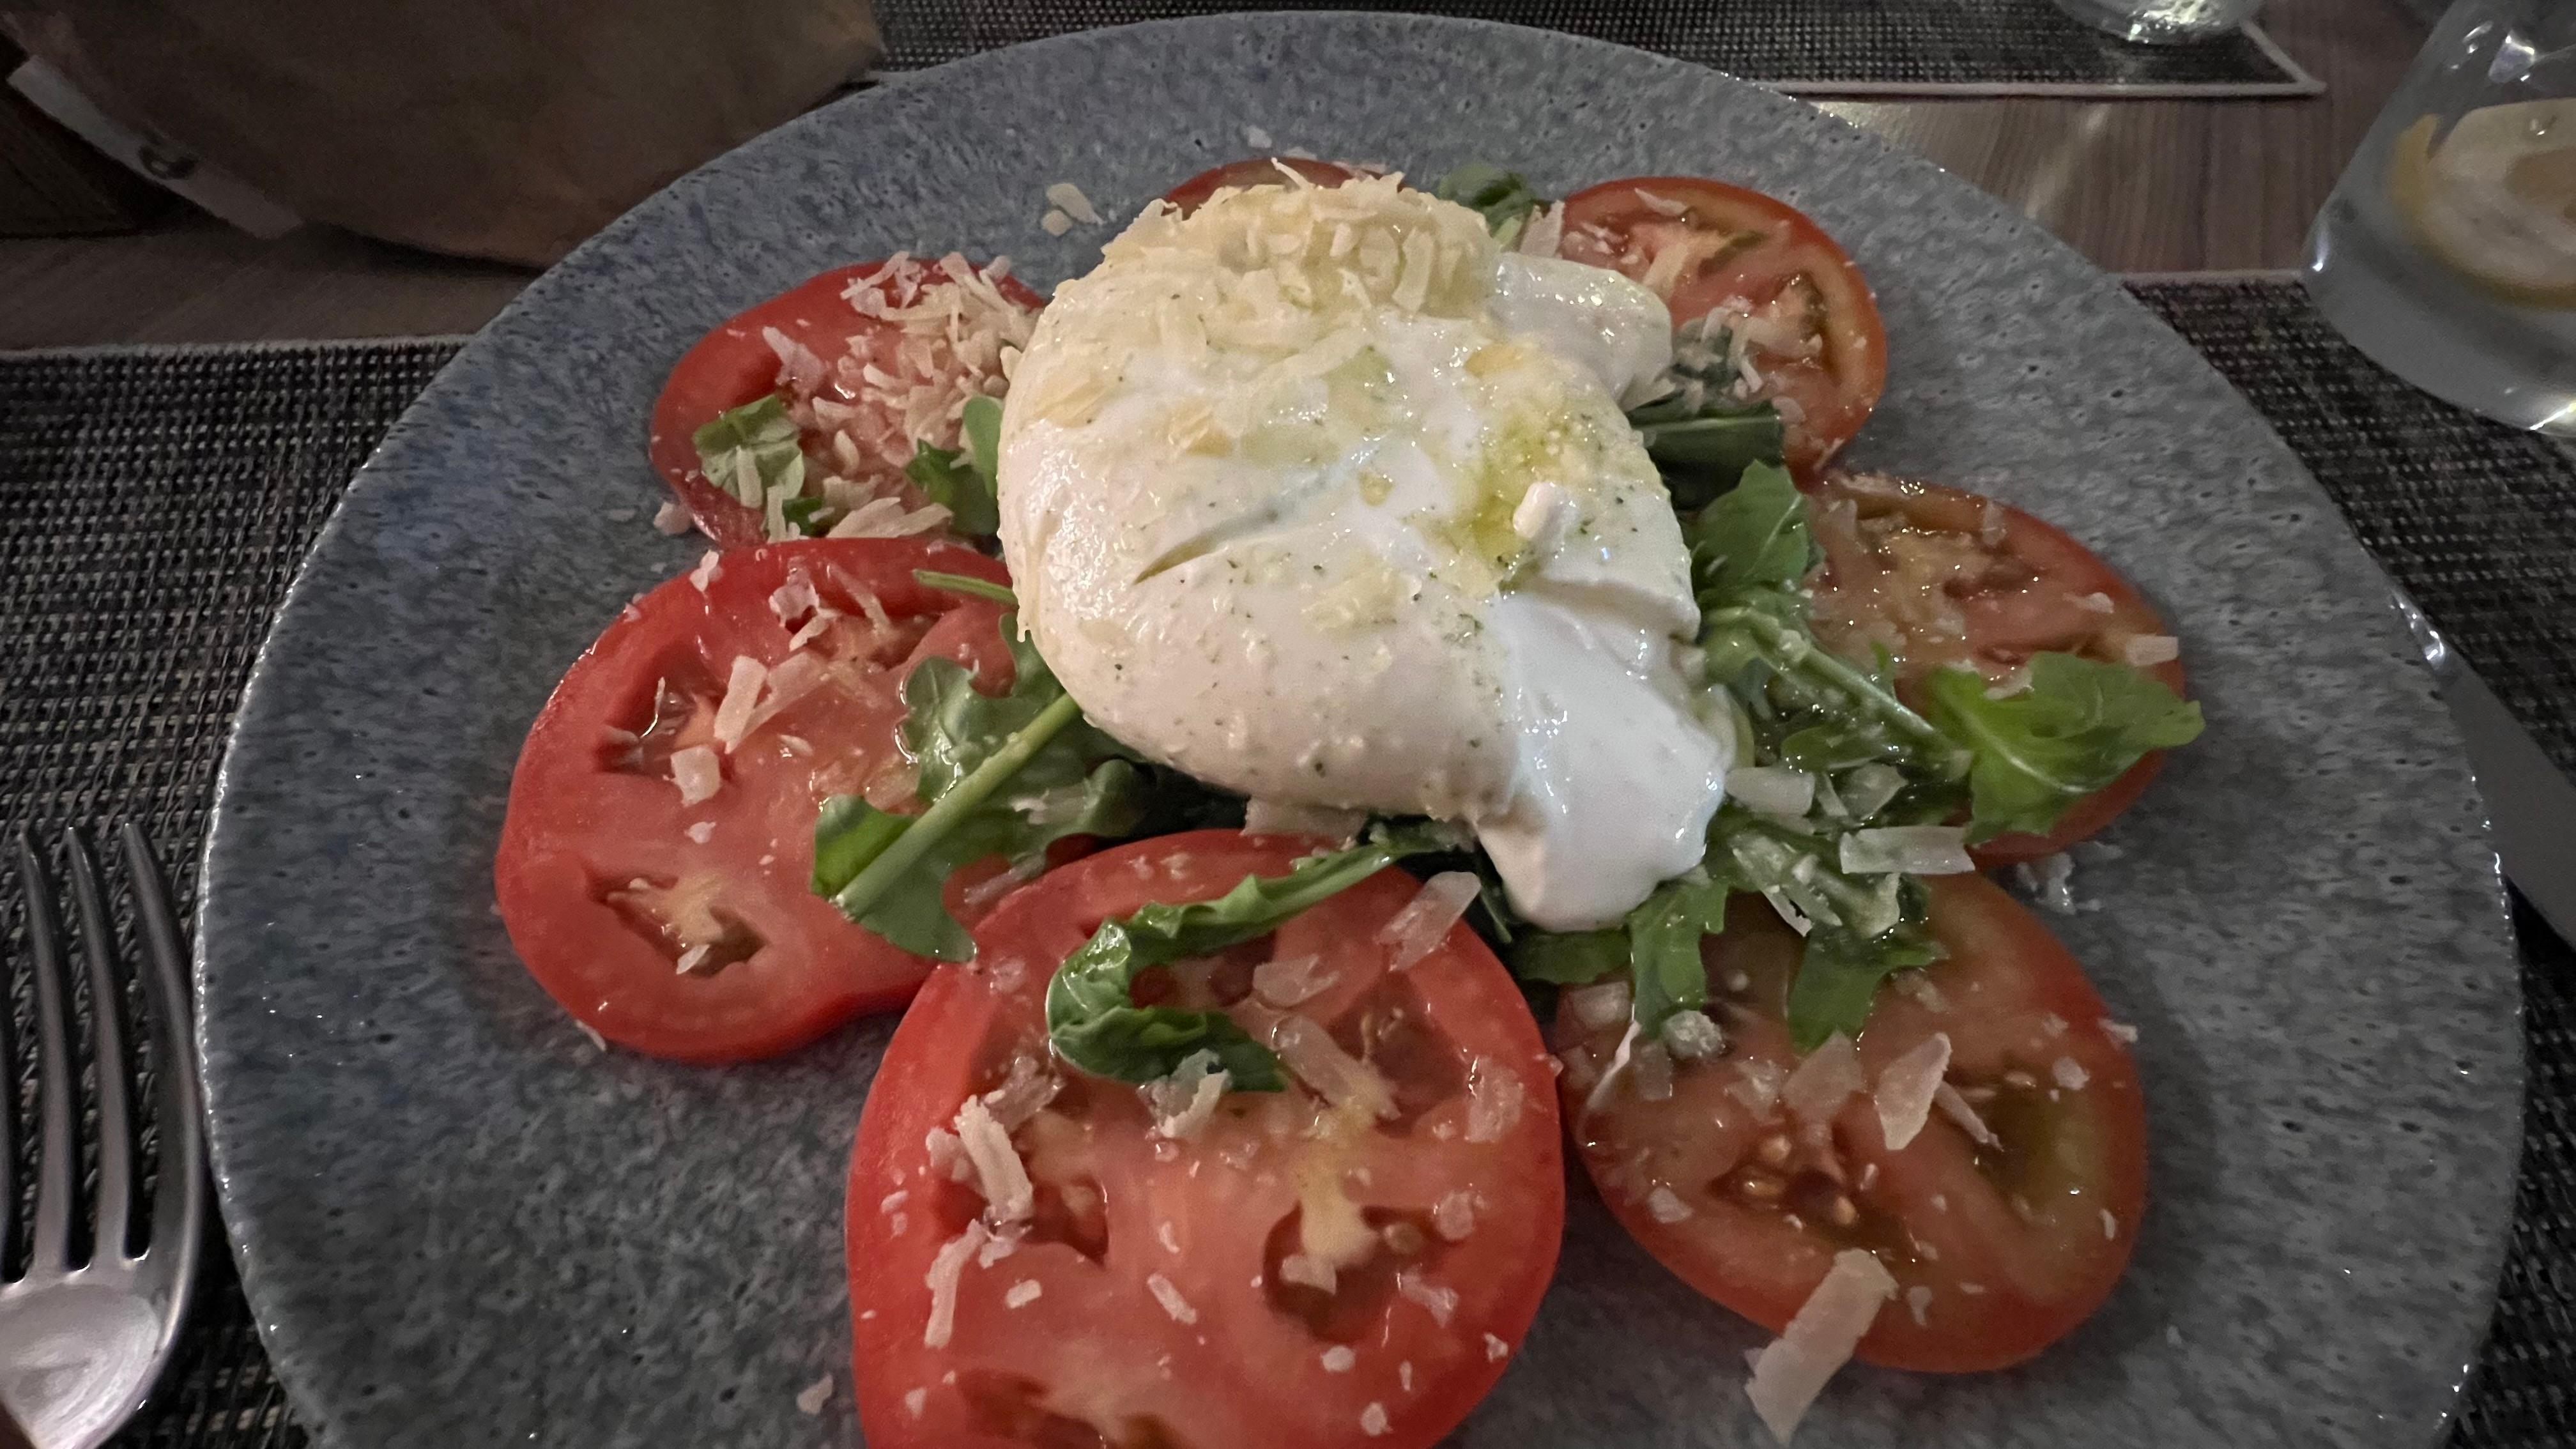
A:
[[0, 826, 206, 1449]]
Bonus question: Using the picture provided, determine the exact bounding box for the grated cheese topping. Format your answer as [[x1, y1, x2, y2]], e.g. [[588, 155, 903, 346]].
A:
[[1145, 1272, 1199, 1324], [1378, 871, 1480, 969], [1744, 1248, 1897, 1443], [922, 1221, 992, 1348], [952, 1096, 1034, 1225], [1873, 1032, 1951, 1151], [670, 746, 721, 806]]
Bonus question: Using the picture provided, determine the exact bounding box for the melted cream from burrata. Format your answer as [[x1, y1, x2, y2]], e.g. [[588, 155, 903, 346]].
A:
[[996, 172, 1729, 929]]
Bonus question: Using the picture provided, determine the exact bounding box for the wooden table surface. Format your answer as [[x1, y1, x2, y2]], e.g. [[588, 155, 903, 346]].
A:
[[0, 0, 2426, 349]]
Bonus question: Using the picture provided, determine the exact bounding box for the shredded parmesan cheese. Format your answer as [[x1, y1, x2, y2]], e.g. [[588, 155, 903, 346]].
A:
[[1395, 1269, 1457, 1326], [2052, 1056, 2091, 1091], [795, 1376, 834, 1415], [1646, 1186, 1695, 1223], [1744, 1248, 1898, 1443], [1432, 1190, 1477, 1241], [669, 746, 721, 806], [952, 1096, 1034, 1225], [1360, 1402, 1390, 1437], [1933, 1084, 2000, 1146], [2099, 1017, 2140, 1044], [1252, 951, 1339, 1006], [2122, 634, 2182, 667], [922, 1222, 992, 1348], [1004, 1278, 1043, 1308], [1280, 1253, 1338, 1292], [711, 656, 768, 751], [1379, 871, 1480, 969], [652, 500, 693, 535], [1045, 181, 1103, 226], [689, 551, 722, 591], [1873, 1033, 1951, 1151], [1321, 1345, 1356, 1373], [1142, 1050, 1231, 1139], [1145, 1272, 1198, 1324], [1464, 1057, 1526, 1142], [1781, 1034, 1864, 1125]]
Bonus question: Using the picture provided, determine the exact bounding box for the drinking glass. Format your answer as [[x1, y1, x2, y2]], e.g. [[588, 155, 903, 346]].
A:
[[2051, 0, 2265, 45], [2306, 0, 2576, 433]]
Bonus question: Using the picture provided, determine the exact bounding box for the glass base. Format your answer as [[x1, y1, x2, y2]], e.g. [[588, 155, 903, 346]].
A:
[[2049, 0, 2257, 44]]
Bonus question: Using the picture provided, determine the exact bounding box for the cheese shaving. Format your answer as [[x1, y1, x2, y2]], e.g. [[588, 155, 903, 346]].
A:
[[669, 746, 721, 806], [711, 656, 768, 751], [1145, 1272, 1198, 1324], [1252, 951, 1339, 1007], [1932, 1083, 2000, 1146], [1743, 1248, 1897, 1443], [1142, 1049, 1231, 1139], [1379, 871, 1480, 969], [1464, 1057, 1526, 1142], [921, 1221, 992, 1348], [952, 1096, 1034, 1225], [1780, 1034, 1864, 1125], [1394, 1268, 1458, 1326], [1873, 1032, 1952, 1151]]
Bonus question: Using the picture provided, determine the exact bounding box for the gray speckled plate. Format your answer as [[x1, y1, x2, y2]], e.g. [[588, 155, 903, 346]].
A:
[[197, 13, 2521, 1448]]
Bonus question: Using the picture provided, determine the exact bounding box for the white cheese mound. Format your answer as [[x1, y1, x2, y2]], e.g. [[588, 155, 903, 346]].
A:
[[951, 1096, 1034, 1225], [1744, 1248, 1898, 1443], [1780, 1034, 1864, 1126], [1873, 1033, 1952, 1152], [1379, 871, 1481, 970]]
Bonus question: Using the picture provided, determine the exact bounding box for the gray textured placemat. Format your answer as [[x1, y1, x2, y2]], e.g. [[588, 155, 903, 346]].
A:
[[871, 0, 2321, 96], [0, 278, 2566, 1445]]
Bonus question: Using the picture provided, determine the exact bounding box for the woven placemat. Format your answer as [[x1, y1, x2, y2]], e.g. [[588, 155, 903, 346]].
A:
[[870, 0, 2320, 96], [0, 283, 2567, 1444]]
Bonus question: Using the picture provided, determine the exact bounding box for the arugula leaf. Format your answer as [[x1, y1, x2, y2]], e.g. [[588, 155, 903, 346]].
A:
[[1923, 652, 2204, 839], [904, 441, 999, 537], [1624, 873, 1731, 1040], [693, 393, 804, 510], [1784, 921, 1940, 1053], [811, 615, 1144, 960], [1432, 162, 1545, 247], [779, 494, 829, 536], [962, 395, 1003, 486], [1632, 411, 1786, 510], [1685, 461, 1815, 607], [1509, 929, 1629, 986], [1044, 822, 1457, 1087], [912, 569, 1019, 608]]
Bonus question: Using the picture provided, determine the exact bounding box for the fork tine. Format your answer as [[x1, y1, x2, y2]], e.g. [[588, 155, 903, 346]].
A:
[[123, 824, 206, 1270], [14, 830, 80, 1272], [67, 827, 137, 1261]]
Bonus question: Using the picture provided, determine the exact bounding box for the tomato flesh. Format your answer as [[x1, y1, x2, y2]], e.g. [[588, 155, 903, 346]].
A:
[[647, 257, 1043, 548], [1552, 873, 2145, 1372], [848, 832, 1565, 1449], [494, 539, 1015, 1062], [1161, 157, 1374, 215], [1803, 473, 2188, 863], [1558, 176, 1887, 473]]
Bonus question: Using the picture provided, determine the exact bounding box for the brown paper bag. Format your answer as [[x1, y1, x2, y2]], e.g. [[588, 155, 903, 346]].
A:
[[0, 0, 880, 264]]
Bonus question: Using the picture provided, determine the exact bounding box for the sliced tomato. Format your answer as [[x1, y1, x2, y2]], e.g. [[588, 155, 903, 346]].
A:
[[1162, 157, 1374, 215], [493, 538, 1015, 1062], [1804, 472, 2188, 863], [647, 257, 1044, 548], [1558, 176, 1886, 473], [1553, 873, 2145, 1373], [848, 832, 1564, 1449]]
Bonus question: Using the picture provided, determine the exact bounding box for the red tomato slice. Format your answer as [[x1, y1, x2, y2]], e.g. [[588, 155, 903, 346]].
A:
[[1162, 157, 1375, 215], [1803, 473, 2188, 864], [494, 538, 1015, 1062], [1558, 176, 1887, 473], [647, 257, 1045, 548], [1553, 873, 2146, 1373], [847, 832, 1565, 1449]]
